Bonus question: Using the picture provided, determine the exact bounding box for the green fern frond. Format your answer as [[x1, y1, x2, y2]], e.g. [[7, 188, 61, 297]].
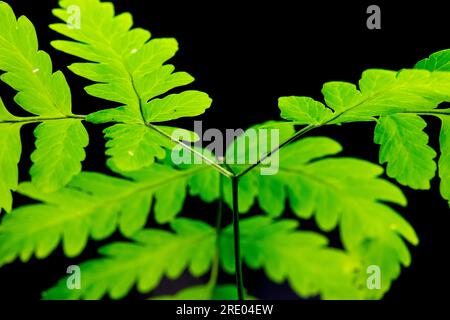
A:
[[49, 0, 212, 172], [0, 101, 21, 213], [0, 2, 88, 210], [413, 51, 450, 206], [43, 218, 216, 300], [278, 59, 450, 193], [415, 49, 450, 71], [374, 114, 436, 189], [224, 125, 417, 295], [0, 164, 217, 265], [220, 217, 362, 299]]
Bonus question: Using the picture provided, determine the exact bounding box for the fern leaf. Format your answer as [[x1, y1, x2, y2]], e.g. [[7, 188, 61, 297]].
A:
[[0, 2, 70, 116], [280, 69, 450, 126], [50, 0, 212, 171], [415, 49, 450, 71], [438, 116, 450, 205], [415, 50, 450, 204], [144, 91, 212, 123], [0, 123, 21, 212], [278, 57, 450, 190], [30, 119, 89, 192], [279, 96, 333, 125], [220, 217, 361, 299], [43, 219, 216, 300], [225, 125, 417, 296], [103, 124, 170, 172], [0, 2, 88, 198], [0, 163, 217, 265], [374, 114, 436, 189]]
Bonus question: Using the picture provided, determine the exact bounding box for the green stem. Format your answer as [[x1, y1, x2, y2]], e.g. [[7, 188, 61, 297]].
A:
[[0, 114, 86, 124], [400, 108, 450, 116], [236, 124, 317, 178], [207, 175, 224, 289], [146, 123, 234, 178], [236, 107, 450, 179], [231, 177, 245, 301]]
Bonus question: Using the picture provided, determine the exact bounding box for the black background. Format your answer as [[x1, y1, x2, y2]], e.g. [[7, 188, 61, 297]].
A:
[[0, 0, 449, 301]]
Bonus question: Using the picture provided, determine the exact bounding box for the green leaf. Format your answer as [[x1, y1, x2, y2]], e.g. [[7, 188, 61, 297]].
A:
[[43, 219, 216, 300], [278, 96, 332, 125], [104, 124, 170, 172], [0, 2, 88, 198], [144, 90, 212, 123], [225, 127, 417, 297], [220, 217, 362, 299], [322, 81, 364, 114], [0, 163, 218, 265], [280, 69, 450, 126], [0, 122, 22, 212], [278, 54, 450, 190], [30, 119, 89, 192], [50, 0, 211, 173], [0, 2, 71, 116], [415, 49, 450, 71], [438, 115, 450, 205], [0, 97, 19, 121], [374, 114, 436, 189]]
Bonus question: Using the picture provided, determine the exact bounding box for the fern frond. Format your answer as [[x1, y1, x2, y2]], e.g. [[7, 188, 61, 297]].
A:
[[415, 49, 450, 71], [374, 114, 436, 189], [220, 217, 362, 299], [225, 125, 418, 296], [0, 100, 21, 212], [0, 163, 218, 265], [278, 55, 450, 192], [43, 218, 216, 300], [438, 116, 450, 205], [413, 51, 450, 205], [50, 0, 212, 172], [0, 2, 88, 206]]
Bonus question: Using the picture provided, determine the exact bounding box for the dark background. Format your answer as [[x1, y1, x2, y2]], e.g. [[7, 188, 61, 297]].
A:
[[0, 0, 449, 301]]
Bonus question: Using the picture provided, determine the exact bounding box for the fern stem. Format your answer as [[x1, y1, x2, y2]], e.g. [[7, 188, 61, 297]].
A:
[[401, 109, 450, 116], [208, 175, 225, 289], [146, 123, 234, 178], [231, 177, 245, 300], [236, 124, 318, 178], [0, 114, 86, 124]]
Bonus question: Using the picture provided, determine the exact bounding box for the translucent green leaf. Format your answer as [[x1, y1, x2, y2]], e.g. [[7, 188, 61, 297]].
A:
[[415, 49, 450, 71], [0, 164, 216, 265], [0, 2, 89, 203], [143, 91, 212, 123], [322, 81, 363, 114], [30, 119, 89, 192], [50, 0, 212, 170], [374, 114, 436, 189], [0, 97, 19, 121], [0, 2, 71, 116], [43, 219, 216, 300], [438, 116, 450, 205], [104, 124, 170, 172], [226, 127, 417, 297], [220, 217, 362, 299], [280, 68, 450, 125], [278, 96, 332, 125], [0, 122, 22, 212]]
